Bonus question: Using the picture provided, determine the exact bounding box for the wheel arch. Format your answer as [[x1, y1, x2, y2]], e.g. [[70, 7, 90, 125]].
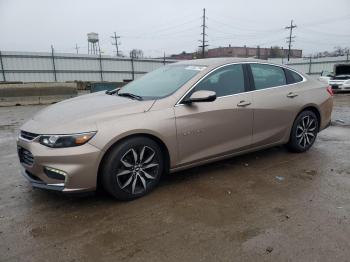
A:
[[296, 105, 321, 132], [96, 132, 171, 189], [286, 105, 321, 152], [287, 104, 321, 144]]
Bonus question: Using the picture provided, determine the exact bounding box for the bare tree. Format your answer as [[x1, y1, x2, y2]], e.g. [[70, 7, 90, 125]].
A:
[[334, 46, 350, 56], [129, 49, 144, 59], [311, 46, 349, 58], [195, 48, 207, 59], [269, 46, 282, 58]]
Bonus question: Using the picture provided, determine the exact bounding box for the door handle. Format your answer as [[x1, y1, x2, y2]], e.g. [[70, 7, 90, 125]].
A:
[[237, 100, 251, 107], [287, 92, 298, 98]]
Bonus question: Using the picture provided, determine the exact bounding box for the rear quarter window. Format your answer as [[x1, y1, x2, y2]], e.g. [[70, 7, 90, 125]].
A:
[[285, 68, 303, 84]]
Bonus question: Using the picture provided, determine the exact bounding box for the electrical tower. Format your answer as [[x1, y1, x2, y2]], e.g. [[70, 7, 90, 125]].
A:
[[285, 20, 297, 61], [111, 32, 121, 56], [198, 8, 208, 58]]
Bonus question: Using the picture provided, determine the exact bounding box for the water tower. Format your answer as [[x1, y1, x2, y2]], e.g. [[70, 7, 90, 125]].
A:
[[87, 32, 100, 54]]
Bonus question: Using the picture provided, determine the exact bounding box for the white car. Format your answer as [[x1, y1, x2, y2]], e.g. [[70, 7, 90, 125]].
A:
[[320, 64, 350, 92]]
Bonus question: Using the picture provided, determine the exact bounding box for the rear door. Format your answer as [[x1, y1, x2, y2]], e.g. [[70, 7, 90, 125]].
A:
[[248, 63, 303, 147], [174, 64, 254, 166]]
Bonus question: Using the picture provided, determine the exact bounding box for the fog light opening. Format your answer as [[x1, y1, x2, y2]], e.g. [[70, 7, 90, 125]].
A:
[[44, 167, 67, 181]]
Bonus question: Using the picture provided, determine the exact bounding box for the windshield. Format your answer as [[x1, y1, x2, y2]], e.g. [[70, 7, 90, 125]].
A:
[[118, 64, 206, 99]]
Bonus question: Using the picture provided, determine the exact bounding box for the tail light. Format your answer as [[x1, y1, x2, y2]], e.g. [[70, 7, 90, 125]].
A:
[[326, 86, 334, 96]]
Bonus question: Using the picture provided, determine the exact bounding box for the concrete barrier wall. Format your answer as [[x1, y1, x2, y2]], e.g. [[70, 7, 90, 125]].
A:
[[0, 82, 77, 106]]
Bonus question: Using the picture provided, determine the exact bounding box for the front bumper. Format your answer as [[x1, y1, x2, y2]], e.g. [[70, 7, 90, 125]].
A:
[[17, 137, 102, 193], [21, 169, 64, 191]]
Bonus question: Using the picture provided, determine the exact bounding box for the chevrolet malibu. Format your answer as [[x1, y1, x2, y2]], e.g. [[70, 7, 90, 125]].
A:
[[17, 58, 333, 200]]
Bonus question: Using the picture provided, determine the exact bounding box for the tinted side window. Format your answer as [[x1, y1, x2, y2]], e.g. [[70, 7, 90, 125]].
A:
[[250, 64, 286, 90], [194, 64, 245, 97], [289, 70, 303, 83]]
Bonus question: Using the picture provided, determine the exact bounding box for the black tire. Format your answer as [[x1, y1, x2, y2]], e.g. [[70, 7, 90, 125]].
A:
[[287, 110, 319, 153], [101, 136, 164, 200]]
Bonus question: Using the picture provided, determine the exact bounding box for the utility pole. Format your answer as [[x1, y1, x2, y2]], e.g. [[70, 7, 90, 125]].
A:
[[74, 43, 80, 54], [98, 45, 103, 81], [51, 45, 57, 82], [308, 56, 312, 74], [0, 51, 6, 82], [285, 20, 297, 61], [130, 53, 135, 80], [111, 32, 121, 56], [198, 8, 208, 58]]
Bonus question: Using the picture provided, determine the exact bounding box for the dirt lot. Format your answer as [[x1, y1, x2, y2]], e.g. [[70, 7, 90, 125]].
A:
[[0, 94, 349, 262]]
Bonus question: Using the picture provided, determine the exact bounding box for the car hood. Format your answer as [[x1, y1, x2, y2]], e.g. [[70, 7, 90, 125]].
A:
[[21, 91, 155, 134], [335, 64, 350, 76]]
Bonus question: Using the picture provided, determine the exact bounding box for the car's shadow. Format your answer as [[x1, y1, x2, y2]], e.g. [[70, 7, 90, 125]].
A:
[[29, 145, 290, 205]]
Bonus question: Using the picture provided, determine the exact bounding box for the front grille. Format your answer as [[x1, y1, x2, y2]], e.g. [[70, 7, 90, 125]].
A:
[[18, 146, 34, 166], [20, 130, 39, 141]]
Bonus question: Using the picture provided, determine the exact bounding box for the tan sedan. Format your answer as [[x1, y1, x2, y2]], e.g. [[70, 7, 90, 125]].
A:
[[17, 58, 333, 200]]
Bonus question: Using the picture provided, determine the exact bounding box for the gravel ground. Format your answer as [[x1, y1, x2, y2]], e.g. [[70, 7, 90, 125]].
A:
[[0, 94, 349, 262]]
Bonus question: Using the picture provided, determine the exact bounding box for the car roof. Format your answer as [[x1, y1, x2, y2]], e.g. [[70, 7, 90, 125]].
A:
[[174, 57, 267, 67], [172, 57, 309, 80]]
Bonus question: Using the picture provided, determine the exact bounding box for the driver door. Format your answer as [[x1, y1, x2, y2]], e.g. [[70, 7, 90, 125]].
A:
[[174, 64, 254, 166]]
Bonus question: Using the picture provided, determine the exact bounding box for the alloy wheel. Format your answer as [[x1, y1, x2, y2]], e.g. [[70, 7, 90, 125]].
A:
[[296, 115, 317, 148], [116, 146, 159, 195]]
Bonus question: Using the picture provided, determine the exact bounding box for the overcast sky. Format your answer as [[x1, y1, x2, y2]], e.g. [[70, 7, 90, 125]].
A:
[[0, 0, 349, 57]]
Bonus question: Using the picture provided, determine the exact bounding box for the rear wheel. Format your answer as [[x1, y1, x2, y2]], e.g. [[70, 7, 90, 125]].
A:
[[287, 110, 319, 153], [101, 137, 164, 200]]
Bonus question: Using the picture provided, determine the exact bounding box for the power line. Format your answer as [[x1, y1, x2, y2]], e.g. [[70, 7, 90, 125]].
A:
[[302, 14, 350, 28], [209, 17, 283, 33], [123, 25, 199, 39], [111, 32, 121, 56], [198, 8, 208, 58], [285, 20, 297, 61], [297, 39, 350, 46], [131, 17, 199, 37], [114, 13, 199, 37], [208, 30, 286, 41], [298, 28, 350, 38]]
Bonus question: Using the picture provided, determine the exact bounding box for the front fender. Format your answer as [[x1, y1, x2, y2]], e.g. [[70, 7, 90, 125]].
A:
[[89, 108, 178, 167]]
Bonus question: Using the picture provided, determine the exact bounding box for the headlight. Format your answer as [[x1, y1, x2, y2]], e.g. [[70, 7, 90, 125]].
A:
[[39, 132, 96, 148], [344, 79, 350, 85]]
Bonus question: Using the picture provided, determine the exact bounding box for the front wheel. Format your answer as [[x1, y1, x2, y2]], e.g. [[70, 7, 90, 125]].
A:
[[287, 110, 319, 153], [101, 137, 164, 200]]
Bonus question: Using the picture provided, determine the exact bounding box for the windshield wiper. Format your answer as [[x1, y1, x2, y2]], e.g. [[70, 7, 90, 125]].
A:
[[106, 88, 120, 95], [117, 92, 143, 101]]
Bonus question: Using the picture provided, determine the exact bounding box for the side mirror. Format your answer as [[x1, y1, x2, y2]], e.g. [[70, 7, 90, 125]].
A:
[[183, 90, 217, 104]]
